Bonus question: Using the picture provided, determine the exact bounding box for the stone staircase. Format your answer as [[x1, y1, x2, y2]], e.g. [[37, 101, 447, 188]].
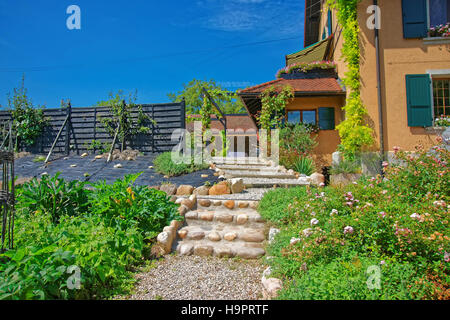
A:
[[176, 199, 266, 259], [165, 157, 311, 260]]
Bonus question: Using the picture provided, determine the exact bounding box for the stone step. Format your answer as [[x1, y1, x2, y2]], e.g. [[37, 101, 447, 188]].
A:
[[185, 209, 265, 227], [177, 241, 266, 259], [225, 171, 298, 179], [212, 157, 271, 166], [215, 165, 278, 171], [242, 177, 310, 188], [195, 199, 259, 211]]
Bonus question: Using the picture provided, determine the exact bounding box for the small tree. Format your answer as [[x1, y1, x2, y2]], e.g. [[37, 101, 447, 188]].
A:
[[97, 90, 152, 151], [167, 79, 246, 119], [7, 75, 47, 151]]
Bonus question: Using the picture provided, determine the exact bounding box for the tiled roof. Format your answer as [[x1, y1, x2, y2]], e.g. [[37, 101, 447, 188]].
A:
[[238, 77, 344, 95]]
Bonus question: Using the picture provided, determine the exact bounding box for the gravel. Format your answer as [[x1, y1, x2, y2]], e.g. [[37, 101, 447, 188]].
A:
[[123, 255, 265, 300]]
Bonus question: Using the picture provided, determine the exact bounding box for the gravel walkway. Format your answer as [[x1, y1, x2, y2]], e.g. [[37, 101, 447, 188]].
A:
[[125, 255, 265, 300]]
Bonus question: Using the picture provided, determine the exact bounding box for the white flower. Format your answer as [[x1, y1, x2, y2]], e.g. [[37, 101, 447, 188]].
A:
[[310, 218, 319, 226], [330, 209, 338, 216], [410, 213, 421, 220], [303, 228, 313, 237], [343, 226, 354, 235], [290, 237, 301, 245]]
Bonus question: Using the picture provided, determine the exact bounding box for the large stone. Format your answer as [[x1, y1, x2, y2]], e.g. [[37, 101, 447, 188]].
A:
[[176, 185, 194, 196], [193, 186, 210, 196], [198, 199, 212, 207], [181, 199, 195, 210], [215, 213, 233, 223], [249, 201, 259, 209], [160, 184, 177, 196], [156, 231, 171, 254], [235, 247, 265, 259], [236, 214, 249, 225], [262, 277, 283, 299], [330, 173, 362, 187], [199, 212, 214, 221], [223, 200, 235, 210], [170, 219, 182, 229], [310, 173, 325, 186], [178, 243, 194, 256], [194, 245, 213, 256], [268, 228, 280, 243], [209, 183, 231, 195], [178, 205, 189, 216], [185, 211, 198, 220], [208, 231, 221, 242], [187, 230, 205, 240], [178, 229, 188, 239], [213, 201, 222, 206], [240, 229, 265, 243], [230, 178, 244, 194], [238, 202, 249, 209], [214, 246, 234, 258], [224, 232, 237, 241]]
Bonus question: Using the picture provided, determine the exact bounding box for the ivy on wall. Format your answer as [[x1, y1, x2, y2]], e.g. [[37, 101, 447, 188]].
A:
[[257, 85, 294, 130], [327, 0, 374, 159]]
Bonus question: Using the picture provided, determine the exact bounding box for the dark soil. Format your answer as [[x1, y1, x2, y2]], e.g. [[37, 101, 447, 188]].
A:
[[14, 153, 218, 187]]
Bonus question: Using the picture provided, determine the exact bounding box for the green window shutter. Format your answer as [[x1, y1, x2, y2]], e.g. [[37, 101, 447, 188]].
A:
[[327, 10, 333, 36], [318, 107, 335, 130], [402, 0, 428, 38], [405, 74, 433, 127]]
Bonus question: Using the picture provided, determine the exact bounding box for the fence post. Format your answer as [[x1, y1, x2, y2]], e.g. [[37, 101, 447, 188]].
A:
[[151, 105, 155, 152], [120, 100, 126, 151], [65, 100, 71, 155]]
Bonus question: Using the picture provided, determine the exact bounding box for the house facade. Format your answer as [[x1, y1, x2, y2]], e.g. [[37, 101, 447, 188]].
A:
[[238, 0, 449, 167]]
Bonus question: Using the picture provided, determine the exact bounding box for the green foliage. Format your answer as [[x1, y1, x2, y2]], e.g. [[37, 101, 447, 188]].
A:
[[1, 173, 180, 299], [293, 157, 315, 176], [32, 155, 46, 163], [97, 90, 153, 151], [153, 152, 209, 177], [276, 61, 337, 78], [88, 173, 181, 240], [258, 187, 308, 223], [85, 139, 109, 154], [19, 173, 90, 224], [6, 75, 47, 150], [330, 157, 362, 174], [326, 0, 374, 159], [261, 141, 450, 300], [279, 123, 317, 170], [257, 85, 294, 130], [167, 79, 246, 117]]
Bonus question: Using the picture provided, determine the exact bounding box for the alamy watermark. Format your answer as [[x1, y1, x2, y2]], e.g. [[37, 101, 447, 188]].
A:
[[66, 5, 81, 30]]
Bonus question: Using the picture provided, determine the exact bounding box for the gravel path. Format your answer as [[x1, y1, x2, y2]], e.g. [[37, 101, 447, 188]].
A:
[[125, 255, 265, 300]]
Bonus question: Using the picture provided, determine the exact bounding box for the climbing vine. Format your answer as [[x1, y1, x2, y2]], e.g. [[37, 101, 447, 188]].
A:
[[257, 85, 294, 130], [327, 0, 374, 159]]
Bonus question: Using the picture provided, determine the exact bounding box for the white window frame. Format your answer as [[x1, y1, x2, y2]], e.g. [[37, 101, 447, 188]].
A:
[[426, 69, 450, 124]]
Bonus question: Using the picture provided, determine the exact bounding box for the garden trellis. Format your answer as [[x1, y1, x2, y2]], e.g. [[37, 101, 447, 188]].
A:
[[0, 150, 15, 252]]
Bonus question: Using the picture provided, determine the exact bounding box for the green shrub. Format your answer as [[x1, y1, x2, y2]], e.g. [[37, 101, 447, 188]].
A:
[[1, 173, 181, 299], [153, 152, 208, 177], [258, 187, 307, 223], [88, 173, 181, 240], [279, 124, 317, 170], [19, 173, 90, 224], [293, 157, 315, 176]]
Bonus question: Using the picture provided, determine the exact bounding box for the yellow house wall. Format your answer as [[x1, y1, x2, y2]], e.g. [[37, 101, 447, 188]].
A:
[[286, 96, 345, 167], [320, 0, 449, 152]]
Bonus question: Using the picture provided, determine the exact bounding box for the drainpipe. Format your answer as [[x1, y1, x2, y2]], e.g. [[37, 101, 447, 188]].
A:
[[374, 0, 385, 162]]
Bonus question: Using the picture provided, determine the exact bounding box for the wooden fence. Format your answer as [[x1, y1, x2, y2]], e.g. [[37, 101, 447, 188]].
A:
[[0, 102, 186, 155]]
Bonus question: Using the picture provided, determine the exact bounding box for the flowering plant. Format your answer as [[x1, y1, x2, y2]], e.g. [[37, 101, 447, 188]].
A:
[[434, 115, 450, 127], [276, 61, 337, 78], [429, 23, 450, 37]]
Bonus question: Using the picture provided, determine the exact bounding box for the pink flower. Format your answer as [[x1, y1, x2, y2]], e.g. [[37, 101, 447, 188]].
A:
[[393, 146, 400, 153], [380, 260, 385, 265], [410, 213, 421, 220], [310, 218, 319, 226], [378, 211, 386, 218], [382, 161, 389, 168], [445, 252, 450, 263], [343, 226, 354, 235]]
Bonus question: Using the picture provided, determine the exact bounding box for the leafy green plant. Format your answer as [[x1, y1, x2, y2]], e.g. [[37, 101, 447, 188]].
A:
[[279, 124, 317, 170], [330, 157, 362, 174], [257, 85, 294, 130], [32, 155, 46, 163], [86, 139, 108, 154], [19, 173, 90, 224], [153, 152, 208, 177], [293, 157, 315, 176], [88, 173, 181, 239], [7, 75, 47, 150]]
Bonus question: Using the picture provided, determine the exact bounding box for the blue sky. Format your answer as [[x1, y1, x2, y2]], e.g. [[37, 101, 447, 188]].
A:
[[0, 0, 304, 108]]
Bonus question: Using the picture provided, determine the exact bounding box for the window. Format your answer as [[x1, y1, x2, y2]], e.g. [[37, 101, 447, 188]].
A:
[[287, 110, 317, 125], [433, 79, 450, 116], [429, 0, 450, 28]]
